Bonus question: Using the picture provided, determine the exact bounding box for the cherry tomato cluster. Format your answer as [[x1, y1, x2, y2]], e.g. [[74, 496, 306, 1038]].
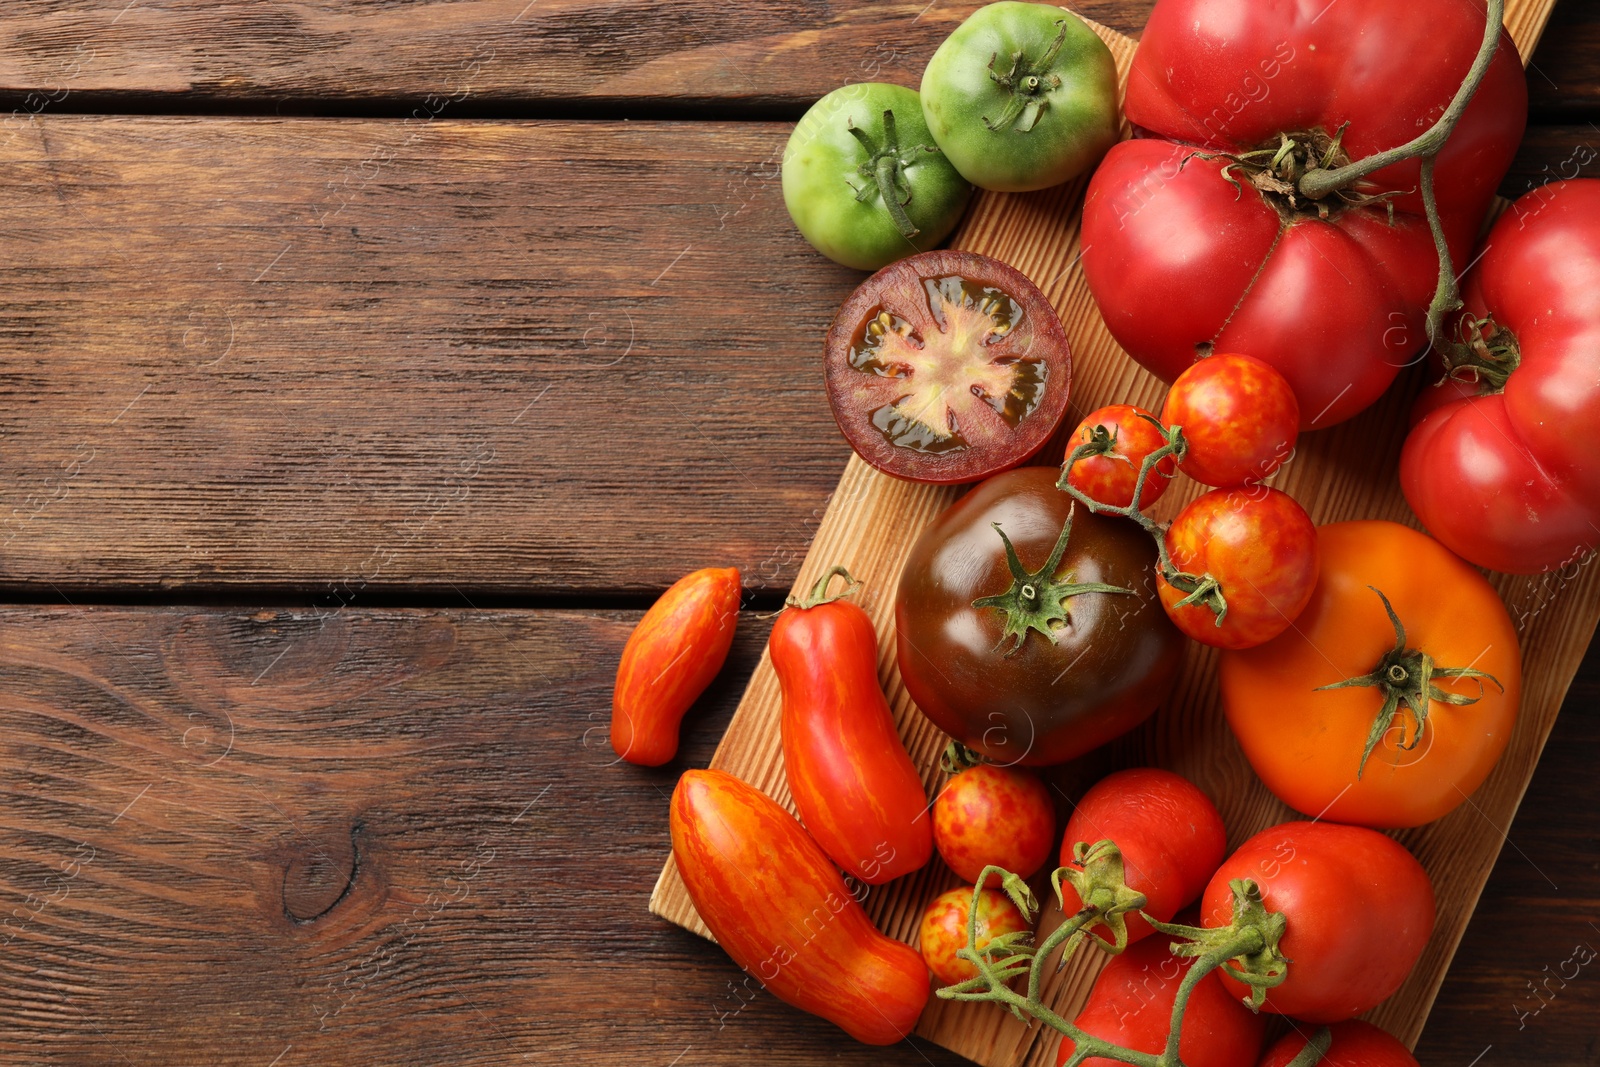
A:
[[919, 763, 1436, 1066], [1062, 353, 1317, 651]]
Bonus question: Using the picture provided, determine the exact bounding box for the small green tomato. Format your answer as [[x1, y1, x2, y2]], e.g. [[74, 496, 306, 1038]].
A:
[[921, 2, 1119, 192], [782, 82, 973, 271]]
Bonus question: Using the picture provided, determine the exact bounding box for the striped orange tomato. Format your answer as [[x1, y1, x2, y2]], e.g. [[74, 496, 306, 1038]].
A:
[[670, 769, 930, 1045], [610, 567, 740, 765]]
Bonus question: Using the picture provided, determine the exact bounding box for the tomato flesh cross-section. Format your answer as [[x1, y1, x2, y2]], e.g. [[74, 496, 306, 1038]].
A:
[[825, 250, 1073, 484]]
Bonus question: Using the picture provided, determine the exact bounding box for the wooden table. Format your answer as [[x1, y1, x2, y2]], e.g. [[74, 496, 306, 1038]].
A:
[[0, 3, 1595, 1064]]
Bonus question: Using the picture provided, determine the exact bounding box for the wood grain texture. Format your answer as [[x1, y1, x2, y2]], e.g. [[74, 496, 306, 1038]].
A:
[[2, 605, 1595, 1067], [652, 8, 1594, 1066], [0, 0, 1592, 115], [0, 120, 1587, 603], [0, 114, 862, 599]]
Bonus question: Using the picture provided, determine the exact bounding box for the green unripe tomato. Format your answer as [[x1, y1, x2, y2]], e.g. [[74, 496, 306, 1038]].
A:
[[782, 82, 973, 271], [921, 2, 1119, 192]]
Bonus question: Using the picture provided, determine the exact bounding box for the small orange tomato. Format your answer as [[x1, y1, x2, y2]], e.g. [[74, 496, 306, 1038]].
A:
[[1220, 521, 1521, 828], [933, 764, 1054, 886], [1062, 404, 1177, 510], [611, 567, 740, 765], [917, 885, 1031, 987], [671, 770, 929, 1045], [1161, 353, 1299, 488], [1159, 487, 1318, 649]]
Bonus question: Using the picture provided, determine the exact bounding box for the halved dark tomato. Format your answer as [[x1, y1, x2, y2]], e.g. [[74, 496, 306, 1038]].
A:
[[824, 250, 1072, 484]]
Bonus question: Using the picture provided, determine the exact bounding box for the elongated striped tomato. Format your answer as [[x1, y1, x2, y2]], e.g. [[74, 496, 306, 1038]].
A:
[[670, 769, 930, 1045], [610, 567, 740, 766], [773, 570, 932, 884]]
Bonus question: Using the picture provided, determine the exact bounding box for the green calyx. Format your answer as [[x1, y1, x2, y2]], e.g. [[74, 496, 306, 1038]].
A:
[[983, 19, 1070, 133], [1148, 879, 1290, 1011], [940, 740, 986, 775], [1052, 839, 1150, 956], [1439, 313, 1522, 394], [786, 565, 859, 611], [846, 108, 942, 239], [1315, 586, 1503, 779], [972, 508, 1133, 657]]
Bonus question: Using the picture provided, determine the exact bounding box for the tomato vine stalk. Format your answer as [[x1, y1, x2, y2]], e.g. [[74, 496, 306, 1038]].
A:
[[936, 850, 1328, 1067], [1056, 417, 1235, 628]]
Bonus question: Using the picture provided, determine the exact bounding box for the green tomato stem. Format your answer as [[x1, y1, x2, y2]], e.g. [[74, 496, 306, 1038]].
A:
[[1297, 0, 1505, 201], [785, 565, 858, 610], [1314, 585, 1502, 778], [936, 860, 1320, 1067], [1057, 419, 1229, 626]]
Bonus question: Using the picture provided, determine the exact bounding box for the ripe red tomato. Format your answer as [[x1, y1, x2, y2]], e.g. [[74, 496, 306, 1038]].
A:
[[773, 570, 932, 885], [1062, 404, 1176, 509], [896, 468, 1184, 766], [1159, 487, 1318, 649], [1201, 822, 1434, 1023], [933, 763, 1055, 886], [1055, 932, 1266, 1067], [1258, 1020, 1418, 1067], [1221, 521, 1521, 829], [610, 567, 740, 765], [670, 770, 929, 1045], [1402, 178, 1600, 573], [1057, 768, 1225, 945], [1161, 354, 1299, 488], [1081, 0, 1526, 428], [824, 250, 1073, 484], [918, 885, 1032, 987]]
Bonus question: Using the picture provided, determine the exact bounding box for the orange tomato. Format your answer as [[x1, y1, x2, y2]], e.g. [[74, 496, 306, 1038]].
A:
[[610, 567, 740, 765], [1220, 521, 1521, 828], [932, 764, 1054, 887], [917, 885, 1031, 987], [670, 769, 929, 1045]]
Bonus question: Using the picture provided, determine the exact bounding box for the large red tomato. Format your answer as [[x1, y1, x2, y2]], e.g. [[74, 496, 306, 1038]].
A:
[[1402, 179, 1600, 574], [1082, 0, 1527, 429], [1201, 822, 1434, 1023]]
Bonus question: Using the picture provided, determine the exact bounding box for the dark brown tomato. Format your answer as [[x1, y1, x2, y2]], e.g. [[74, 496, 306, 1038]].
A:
[[824, 250, 1073, 485], [896, 467, 1184, 766]]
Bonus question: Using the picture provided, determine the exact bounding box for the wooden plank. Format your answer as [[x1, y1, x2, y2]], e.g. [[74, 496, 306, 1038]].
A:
[[651, 7, 1587, 1065], [0, 115, 862, 599], [2, 113, 1591, 601], [0, 0, 1590, 115], [1, 605, 1596, 1065], [0, 1, 1146, 112]]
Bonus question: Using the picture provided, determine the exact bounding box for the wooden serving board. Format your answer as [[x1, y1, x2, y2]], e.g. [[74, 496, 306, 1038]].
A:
[[651, 6, 1578, 1065]]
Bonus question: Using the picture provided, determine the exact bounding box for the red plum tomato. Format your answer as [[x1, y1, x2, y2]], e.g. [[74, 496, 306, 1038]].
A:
[[1258, 1020, 1419, 1067], [1056, 932, 1266, 1067], [1201, 821, 1434, 1023], [1058, 767, 1226, 945]]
